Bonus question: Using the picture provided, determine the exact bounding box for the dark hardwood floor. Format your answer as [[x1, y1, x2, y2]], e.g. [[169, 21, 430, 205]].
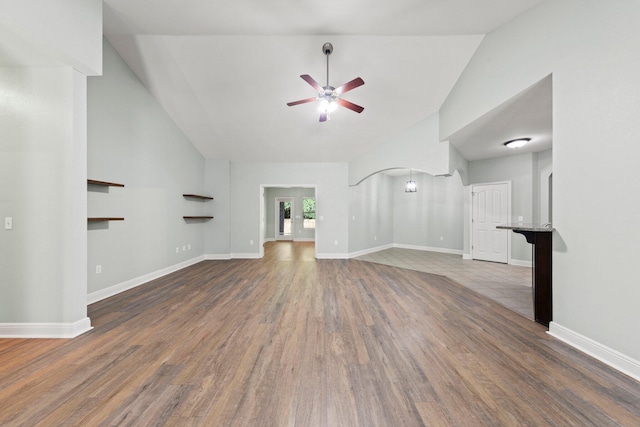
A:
[[1, 241, 639, 426]]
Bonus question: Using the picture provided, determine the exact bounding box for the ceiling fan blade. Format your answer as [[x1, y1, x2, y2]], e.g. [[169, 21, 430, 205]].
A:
[[287, 97, 318, 107], [300, 74, 323, 92], [319, 112, 328, 122], [335, 77, 364, 95], [336, 98, 364, 113]]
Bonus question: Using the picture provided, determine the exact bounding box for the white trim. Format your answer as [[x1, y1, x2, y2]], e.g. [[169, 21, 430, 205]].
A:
[[349, 244, 394, 259], [316, 252, 349, 259], [509, 259, 533, 268], [0, 317, 92, 339], [348, 243, 465, 259], [392, 243, 464, 255], [548, 322, 640, 382], [231, 253, 261, 259], [462, 253, 473, 260], [204, 253, 232, 260], [260, 184, 319, 260], [87, 256, 205, 304]]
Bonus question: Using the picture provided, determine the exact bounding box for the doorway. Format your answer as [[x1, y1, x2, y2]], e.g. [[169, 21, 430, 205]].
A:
[[471, 182, 510, 263], [275, 197, 294, 241]]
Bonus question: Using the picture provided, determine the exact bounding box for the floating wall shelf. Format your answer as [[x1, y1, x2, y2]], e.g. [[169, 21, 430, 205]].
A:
[[183, 193, 214, 221], [88, 179, 125, 187], [183, 194, 213, 200], [88, 179, 125, 223]]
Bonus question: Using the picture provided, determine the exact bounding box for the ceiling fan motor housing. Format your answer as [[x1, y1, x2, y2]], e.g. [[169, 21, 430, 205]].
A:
[[322, 42, 333, 56]]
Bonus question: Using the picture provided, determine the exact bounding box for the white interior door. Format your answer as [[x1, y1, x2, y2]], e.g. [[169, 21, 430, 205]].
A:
[[275, 197, 294, 241], [472, 183, 509, 263]]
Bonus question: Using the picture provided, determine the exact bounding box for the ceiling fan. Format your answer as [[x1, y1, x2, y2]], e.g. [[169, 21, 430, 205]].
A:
[[287, 42, 365, 122]]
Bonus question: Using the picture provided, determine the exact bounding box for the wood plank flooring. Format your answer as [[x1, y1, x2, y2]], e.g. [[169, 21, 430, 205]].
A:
[[1, 241, 639, 426]]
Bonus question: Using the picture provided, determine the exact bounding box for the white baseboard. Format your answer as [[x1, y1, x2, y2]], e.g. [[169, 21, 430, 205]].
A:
[[392, 243, 464, 255], [316, 252, 349, 259], [510, 258, 532, 268], [548, 322, 640, 382], [349, 244, 394, 259], [348, 243, 463, 259], [230, 253, 261, 259], [264, 238, 315, 243], [88, 256, 205, 304], [461, 254, 531, 267], [0, 317, 92, 339], [205, 253, 232, 260]]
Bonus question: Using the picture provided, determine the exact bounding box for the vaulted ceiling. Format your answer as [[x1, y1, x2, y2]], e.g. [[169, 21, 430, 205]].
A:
[[103, 0, 546, 162]]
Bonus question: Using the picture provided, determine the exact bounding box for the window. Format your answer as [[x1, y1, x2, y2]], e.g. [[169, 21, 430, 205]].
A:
[[303, 197, 316, 229]]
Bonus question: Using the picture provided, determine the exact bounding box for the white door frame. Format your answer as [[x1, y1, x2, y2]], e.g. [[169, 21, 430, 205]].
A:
[[469, 181, 512, 264], [259, 185, 318, 258]]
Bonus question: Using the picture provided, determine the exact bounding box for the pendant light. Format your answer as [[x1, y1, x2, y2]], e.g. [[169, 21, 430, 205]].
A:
[[405, 169, 417, 193]]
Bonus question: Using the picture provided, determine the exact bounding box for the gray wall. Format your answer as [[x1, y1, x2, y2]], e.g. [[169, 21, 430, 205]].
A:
[[0, 67, 88, 326], [393, 171, 465, 252], [204, 159, 231, 256], [87, 39, 206, 296], [348, 173, 394, 254], [441, 0, 640, 363], [230, 162, 349, 257], [0, 0, 102, 333], [348, 113, 450, 185], [535, 149, 553, 225], [264, 187, 316, 241]]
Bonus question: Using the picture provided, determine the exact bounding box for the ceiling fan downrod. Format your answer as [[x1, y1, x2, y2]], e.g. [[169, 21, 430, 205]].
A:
[[323, 42, 333, 90]]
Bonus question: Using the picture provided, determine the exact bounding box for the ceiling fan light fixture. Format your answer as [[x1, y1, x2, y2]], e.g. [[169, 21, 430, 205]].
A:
[[286, 43, 365, 122], [503, 138, 531, 148], [318, 99, 338, 113]]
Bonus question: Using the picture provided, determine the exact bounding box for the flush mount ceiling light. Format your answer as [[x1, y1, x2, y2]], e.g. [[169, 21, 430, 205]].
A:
[[405, 169, 417, 193], [503, 138, 531, 149], [286, 42, 365, 122]]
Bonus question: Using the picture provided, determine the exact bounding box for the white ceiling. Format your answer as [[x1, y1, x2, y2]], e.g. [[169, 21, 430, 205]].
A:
[[101, 0, 547, 163], [448, 75, 553, 161]]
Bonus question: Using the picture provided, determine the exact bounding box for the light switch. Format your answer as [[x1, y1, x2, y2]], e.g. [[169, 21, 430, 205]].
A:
[[4, 217, 12, 230]]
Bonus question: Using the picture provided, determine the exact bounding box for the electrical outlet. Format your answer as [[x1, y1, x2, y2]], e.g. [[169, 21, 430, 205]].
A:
[[4, 217, 12, 230], [374, 236, 377, 241], [518, 216, 523, 222], [334, 240, 339, 246], [176, 247, 180, 253], [183, 245, 186, 251], [188, 244, 191, 250], [96, 265, 102, 274], [440, 236, 444, 241], [250, 240, 254, 245]]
